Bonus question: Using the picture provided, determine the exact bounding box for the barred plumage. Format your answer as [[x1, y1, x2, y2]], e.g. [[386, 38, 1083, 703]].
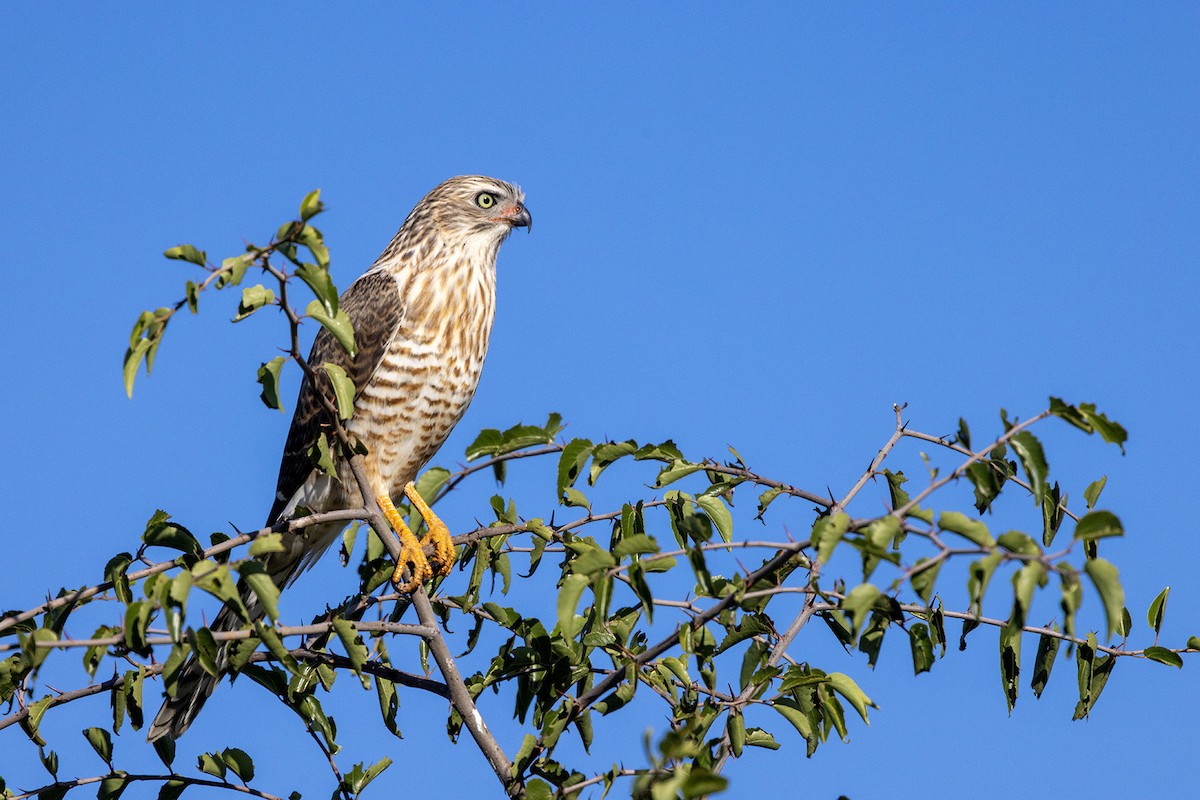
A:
[[147, 176, 530, 741]]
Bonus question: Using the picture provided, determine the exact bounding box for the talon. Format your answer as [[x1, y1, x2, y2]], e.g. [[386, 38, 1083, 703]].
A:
[[404, 482, 457, 577], [378, 495, 433, 592]]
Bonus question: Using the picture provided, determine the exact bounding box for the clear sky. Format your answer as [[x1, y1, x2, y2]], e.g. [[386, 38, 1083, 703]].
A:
[[3, 4, 1199, 799]]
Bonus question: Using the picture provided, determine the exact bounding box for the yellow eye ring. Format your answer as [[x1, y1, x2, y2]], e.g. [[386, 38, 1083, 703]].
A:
[[476, 192, 497, 209]]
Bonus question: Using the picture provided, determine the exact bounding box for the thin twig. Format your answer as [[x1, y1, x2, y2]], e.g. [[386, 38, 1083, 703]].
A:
[[9, 773, 286, 800]]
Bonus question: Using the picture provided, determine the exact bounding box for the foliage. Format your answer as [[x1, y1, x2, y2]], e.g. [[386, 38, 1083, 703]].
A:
[[0, 193, 1188, 800]]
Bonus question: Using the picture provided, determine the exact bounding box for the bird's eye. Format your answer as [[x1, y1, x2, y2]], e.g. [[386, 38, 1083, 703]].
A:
[[475, 192, 497, 209]]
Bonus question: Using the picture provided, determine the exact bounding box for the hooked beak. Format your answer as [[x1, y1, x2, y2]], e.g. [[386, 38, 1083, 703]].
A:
[[503, 202, 532, 233]]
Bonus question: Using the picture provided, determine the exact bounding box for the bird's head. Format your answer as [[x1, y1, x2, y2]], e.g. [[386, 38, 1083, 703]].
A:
[[420, 175, 531, 243]]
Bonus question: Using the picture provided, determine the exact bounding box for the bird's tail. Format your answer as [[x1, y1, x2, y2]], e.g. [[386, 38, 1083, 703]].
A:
[[145, 599, 249, 742], [146, 521, 342, 741]]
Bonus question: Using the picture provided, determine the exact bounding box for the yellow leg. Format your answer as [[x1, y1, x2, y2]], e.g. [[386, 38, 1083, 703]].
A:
[[378, 495, 432, 592], [403, 482, 457, 577]]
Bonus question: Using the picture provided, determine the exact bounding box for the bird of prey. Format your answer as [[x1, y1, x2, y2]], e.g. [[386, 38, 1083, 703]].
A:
[[147, 175, 531, 741]]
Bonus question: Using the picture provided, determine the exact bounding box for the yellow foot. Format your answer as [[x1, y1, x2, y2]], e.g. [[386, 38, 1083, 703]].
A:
[[404, 482, 457, 577], [378, 495, 432, 592]]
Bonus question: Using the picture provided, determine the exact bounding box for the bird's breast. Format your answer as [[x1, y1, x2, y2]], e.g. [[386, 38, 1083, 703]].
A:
[[349, 266, 496, 497]]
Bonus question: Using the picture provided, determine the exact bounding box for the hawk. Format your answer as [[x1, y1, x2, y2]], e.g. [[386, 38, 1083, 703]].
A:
[[148, 175, 530, 741]]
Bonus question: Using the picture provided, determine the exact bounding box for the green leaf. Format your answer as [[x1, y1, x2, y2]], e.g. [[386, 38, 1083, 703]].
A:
[[1078, 403, 1129, 453], [163, 244, 206, 266], [191, 561, 244, 616], [562, 487, 591, 511], [967, 551, 1003, 614], [237, 562, 280, 623], [999, 622, 1021, 712], [233, 284, 275, 322], [154, 734, 177, 767], [1188, 636, 1200, 651], [221, 747, 255, 782], [1073, 633, 1116, 719], [105, 552, 133, 604], [995, 531, 1039, 557], [813, 512, 851, 564], [909, 558, 942, 605], [190, 627, 219, 677], [1009, 431, 1048, 504], [826, 672, 875, 723], [1147, 586, 1170, 636], [965, 461, 1004, 514], [254, 623, 298, 675], [1073, 510, 1123, 542], [1084, 558, 1125, 639], [123, 601, 154, 655], [299, 189, 325, 221], [589, 440, 638, 485], [36, 783, 69, 800], [123, 337, 151, 398], [1144, 646, 1183, 668], [332, 618, 368, 677], [938, 511, 995, 547], [256, 356, 287, 411], [512, 733, 538, 774], [557, 574, 589, 635], [613, 534, 659, 559], [655, 460, 704, 488], [295, 225, 330, 268], [82, 726, 113, 765], [306, 299, 357, 357], [556, 438, 593, 498], [883, 468, 911, 509], [21, 695, 52, 746], [412, 467, 451, 506], [523, 779, 553, 800], [308, 432, 337, 479], [248, 533, 286, 557], [569, 547, 616, 576], [1010, 560, 1045, 628], [909, 623, 934, 675], [295, 262, 338, 315], [22, 627, 57, 670], [633, 440, 685, 463], [98, 774, 129, 800], [744, 727, 780, 750], [695, 495, 733, 543], [1051, 399, 1128, 452], [726, 710, 746, 758], [1084, 476, 1107, 510], [769, 697, 813, 742], [840, 583, 881, 641], [157, 779, 187, 800], [1031, 629, 1060, 698], [465, 415, 563, 460], [1040, 481, 1065, 547], [217, 255, 250, 288], [320, 362, 356, 420], [197, 752, 227, 780], [755, 486, 786, 519], [681, 770, 728, 798], [715, 613, 773, 654], [142, 510, 201, 556], [628, 562, 654, 623]]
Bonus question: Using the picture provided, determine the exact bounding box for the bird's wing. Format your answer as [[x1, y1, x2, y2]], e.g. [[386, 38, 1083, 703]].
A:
[[267, 269, 404, 524]]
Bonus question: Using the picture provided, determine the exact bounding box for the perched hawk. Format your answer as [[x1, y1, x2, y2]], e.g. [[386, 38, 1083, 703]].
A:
[[148, 175, 530, 741]]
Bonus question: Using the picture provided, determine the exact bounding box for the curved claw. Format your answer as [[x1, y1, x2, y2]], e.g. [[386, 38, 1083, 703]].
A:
[[404, 483, 457, 577], [378, 495, 433, 592]]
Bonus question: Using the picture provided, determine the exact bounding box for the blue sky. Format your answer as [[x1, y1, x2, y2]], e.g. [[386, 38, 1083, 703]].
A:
[[3, 5, 1199, 798]]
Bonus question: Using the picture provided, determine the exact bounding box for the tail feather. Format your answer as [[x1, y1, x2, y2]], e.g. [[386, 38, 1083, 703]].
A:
[[146, 603, 242, 742], [147, 520, 343, 741]]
